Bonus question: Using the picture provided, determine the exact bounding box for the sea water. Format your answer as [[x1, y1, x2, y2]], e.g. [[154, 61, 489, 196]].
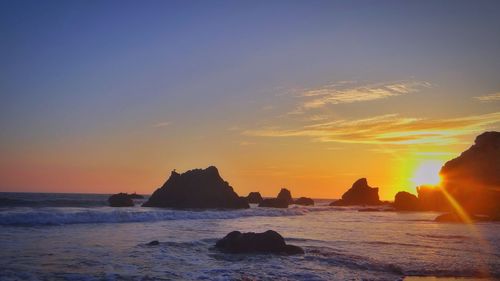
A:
[[0, 192, 499, 281]]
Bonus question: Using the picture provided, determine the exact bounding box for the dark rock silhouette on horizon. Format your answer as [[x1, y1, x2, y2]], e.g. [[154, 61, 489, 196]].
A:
[[142, 166, 249, 209], [215, 230, 304, 255], [277, 188, 293, 204], [438, 131, 500, 217], [258, 198, 289, 208], [294, 197, 314, 206], [394, 191, 420, 211], [128, 193, 144, 199], [108, 193, 134, 207], [330, 178, 381, 206], [246, 192, 263, 204]]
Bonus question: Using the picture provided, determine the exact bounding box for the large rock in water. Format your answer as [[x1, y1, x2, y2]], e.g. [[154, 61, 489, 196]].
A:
[[215, 230, 304, 255], [246, 192, 263, 204], [142, 166, 249, 209], [277, 188, 293, 204], [330, 178, 381, 206], [108, 193, 134, 207], [394, 191, 420, 211], [258, 198, 289, 208], [439, 131, 500, 216]]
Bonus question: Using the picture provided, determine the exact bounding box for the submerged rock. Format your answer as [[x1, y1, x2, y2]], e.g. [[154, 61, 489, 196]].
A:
[[434, 213, 495, 223], [294, 197, 314, 206], [330, 178, 381, 206], [147, 240, 159, 246], [143, 166, 249, 209], [108, 193, 134, 207], [258, 198, 289, 208], [215, 230, 304, 255], [246, 192, 263, 204], [394, 191, 420, 211], [277, 188, 293, 204]]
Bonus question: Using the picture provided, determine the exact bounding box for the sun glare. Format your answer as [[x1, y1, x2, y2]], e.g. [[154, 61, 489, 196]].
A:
[[411, 160, 443, 186]]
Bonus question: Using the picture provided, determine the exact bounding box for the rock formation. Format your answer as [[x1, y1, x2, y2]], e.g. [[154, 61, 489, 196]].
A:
[[142, 166, 249, 209], [294, 197, 314, 206], [246, 192, 263, 204], [258, 198, 289, 208], [439, 131, 500, 216], [330, 178, 381, 206], [394, 191, 420, 211], [277, 188, 293, 204], [108, 193, 134, 207], [215, 230, 304, 255], [128, 193, 144, 199]]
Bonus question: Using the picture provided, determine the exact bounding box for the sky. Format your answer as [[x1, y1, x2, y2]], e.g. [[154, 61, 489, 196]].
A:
[[1, 0, 499, 199]]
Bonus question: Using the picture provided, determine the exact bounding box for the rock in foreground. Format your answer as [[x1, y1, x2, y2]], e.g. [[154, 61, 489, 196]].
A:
[[294, 197, 314, 206], [258, 198, 289, 208], [215, 230, 304, 255], [143, 166, 249, 209], [330, 178, 381, 206], [246, 192, 263, 204], [108, 193, 134, 207]]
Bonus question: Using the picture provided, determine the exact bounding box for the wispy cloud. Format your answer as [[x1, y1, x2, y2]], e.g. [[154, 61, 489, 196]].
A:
[[296, 80, 430, 111], [152, 121, 171, 128], [474, 92, 500, 102], [243, 112, 500, 145]]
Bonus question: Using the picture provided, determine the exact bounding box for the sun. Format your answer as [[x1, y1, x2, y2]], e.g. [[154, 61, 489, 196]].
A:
[[411, 160, 443, 186]]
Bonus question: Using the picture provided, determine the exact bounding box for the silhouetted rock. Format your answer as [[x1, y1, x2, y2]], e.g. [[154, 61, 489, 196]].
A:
[[246, 192, 263, 204], [294, 197, 314, 206], [142, 166, 249, 209], [439, 131, 500, 216], [277, 188, 293, 204], [147, 240, 159, 246], [215, 230, 304, 255], [128, 193, 144, 199], [330, 178, 381, 206], [258, 198, 289, 208], [394, 191, 420, 211], [108, 193, 134, 207], [416, 186, 449, 211]]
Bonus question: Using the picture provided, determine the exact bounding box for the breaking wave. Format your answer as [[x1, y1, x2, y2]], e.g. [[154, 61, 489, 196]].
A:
[[0, 205, 331, 226]]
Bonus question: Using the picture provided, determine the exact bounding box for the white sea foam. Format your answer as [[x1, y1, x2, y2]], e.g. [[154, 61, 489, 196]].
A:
[[0, 205, 332, 226]]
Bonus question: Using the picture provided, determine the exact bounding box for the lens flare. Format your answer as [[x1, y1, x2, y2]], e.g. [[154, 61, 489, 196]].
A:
[[411, 160, 443, 186]]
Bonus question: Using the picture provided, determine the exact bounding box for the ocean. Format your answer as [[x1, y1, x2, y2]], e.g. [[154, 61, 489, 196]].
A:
[[0, 192, 499, 281]]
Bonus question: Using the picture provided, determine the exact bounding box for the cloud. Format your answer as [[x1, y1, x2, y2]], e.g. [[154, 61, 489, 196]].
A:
[[152, 121, 171, 128], [474, 92, 500, 102], [243, 112, 500, 145], [297, 80, 430, 110]]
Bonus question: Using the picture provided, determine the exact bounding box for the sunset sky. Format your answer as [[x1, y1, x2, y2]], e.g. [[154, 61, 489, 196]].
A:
[[1, 1, 499, 199]]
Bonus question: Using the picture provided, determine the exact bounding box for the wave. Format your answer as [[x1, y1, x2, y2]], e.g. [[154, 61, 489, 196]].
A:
[[0, 205, 330, 226]]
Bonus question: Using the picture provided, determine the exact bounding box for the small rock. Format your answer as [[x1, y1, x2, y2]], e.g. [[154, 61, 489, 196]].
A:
[[215, 230, 304, 255], [147, 240, 160, 246], [294, 197, 314, 206], [258, 198, 289, 208]]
